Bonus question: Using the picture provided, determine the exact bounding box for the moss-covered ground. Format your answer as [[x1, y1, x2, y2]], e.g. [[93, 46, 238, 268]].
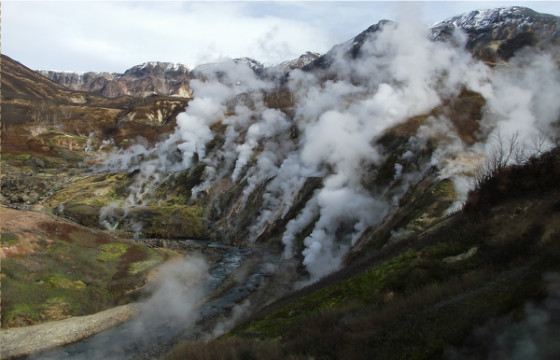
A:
[[42, 172, 207, 238], [222, 208, 559, 359], [0, 207, 172, 328]]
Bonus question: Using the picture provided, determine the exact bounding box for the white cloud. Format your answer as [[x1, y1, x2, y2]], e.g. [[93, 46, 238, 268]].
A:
[[3, 1, 333, 71], [5, 1, 558, 72]]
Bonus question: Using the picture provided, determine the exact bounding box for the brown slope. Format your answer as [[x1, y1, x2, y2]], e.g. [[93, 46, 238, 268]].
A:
[[0, 55, 188, 209], [40, 61, 192, 98], [1, 54, 188, 147], [2, 55, 72, 100]]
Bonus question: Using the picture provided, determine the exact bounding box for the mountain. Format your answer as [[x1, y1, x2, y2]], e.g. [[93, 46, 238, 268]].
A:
[[39, 61, 192, 98], [302, 20, 393, 72], [267, 51, 321, 74], [2, 6, 560, 360], [191, 57, 265, 79], [161, 7, 560, 359], [37, 6, 560, 95], [1, 54, 189, 209], [432, 6, 560, 61], [233, 57, 265, 73], [305, 6, 560, 74], [277, 51, 320, 70], [41, 58, 268, 99]]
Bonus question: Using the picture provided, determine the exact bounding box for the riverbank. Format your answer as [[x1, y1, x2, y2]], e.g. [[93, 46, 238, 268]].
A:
[[0, 304, 137, 359]]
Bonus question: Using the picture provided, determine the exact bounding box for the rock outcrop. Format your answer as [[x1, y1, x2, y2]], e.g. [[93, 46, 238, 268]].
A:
[[39, 61, 192, 98], [432, 6, 560, 61]]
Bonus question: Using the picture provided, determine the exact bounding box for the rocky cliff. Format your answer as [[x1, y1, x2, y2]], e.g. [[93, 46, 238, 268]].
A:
[[433, 6, 560, 62], [39, 61, 192, 98]]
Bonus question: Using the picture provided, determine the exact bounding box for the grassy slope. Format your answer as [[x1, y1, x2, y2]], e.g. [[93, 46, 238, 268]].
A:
[[167, 149, 560, 360], [0, 207, 174, 328], [0, 55, 203, 331], [43, 172, 206, 239]]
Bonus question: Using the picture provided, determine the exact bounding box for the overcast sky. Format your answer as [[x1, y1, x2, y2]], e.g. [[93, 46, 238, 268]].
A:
[[3, 1, 560, 73]]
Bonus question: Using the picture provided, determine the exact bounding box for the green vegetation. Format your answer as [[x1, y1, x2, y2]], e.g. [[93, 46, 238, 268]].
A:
[[132, 205, 206, 239], [46, 274, 87, 289], [129, 256, 163, 275], [238, 251, 418, 337], [154, 164, 206, 204], [167, 338, 297, 360], [1, 219, 172, 328], [1, 151, 68, 169], [1, 232, 19, 246], [1, 152, 32, 163], [46, 173, 131, 208], [44, 172, 207, 238], [229, 221, 556, 359], [97, 243, 130, 262]]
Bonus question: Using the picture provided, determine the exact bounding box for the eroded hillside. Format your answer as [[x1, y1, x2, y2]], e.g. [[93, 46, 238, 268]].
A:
[[198, 148, 560, 360]]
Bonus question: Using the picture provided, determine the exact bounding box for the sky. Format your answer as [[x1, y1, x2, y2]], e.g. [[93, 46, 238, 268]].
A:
[[3, 1, 560, 73]]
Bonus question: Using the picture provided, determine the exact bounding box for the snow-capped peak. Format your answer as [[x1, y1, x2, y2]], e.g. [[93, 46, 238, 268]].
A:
[[126, 61, 190, 75], [432, 6, 541, 31]]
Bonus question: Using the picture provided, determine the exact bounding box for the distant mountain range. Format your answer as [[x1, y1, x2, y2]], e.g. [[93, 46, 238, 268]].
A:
[[38, 61, 192, 98], [37, 52, 322, 98], [39, 6, 559, 99]]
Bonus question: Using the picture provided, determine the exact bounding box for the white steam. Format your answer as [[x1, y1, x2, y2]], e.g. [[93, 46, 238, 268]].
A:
[[98, 15, 560, 283]]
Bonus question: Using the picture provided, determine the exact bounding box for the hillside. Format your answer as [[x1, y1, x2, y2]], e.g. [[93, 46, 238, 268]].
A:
[[1, 54, 189, 208], [0, 206, 170, 328], [0, 55, 189, 352], [199, 148, 560, 360], [1, 5, 560, 360]]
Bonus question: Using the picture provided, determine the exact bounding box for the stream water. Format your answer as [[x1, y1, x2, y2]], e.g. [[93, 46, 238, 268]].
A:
[[34, 240, 274, 360]]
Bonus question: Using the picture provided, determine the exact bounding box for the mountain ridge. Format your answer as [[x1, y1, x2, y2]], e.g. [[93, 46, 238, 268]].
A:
[[38, 61, 192, 98], [38, 6, 560, 99]]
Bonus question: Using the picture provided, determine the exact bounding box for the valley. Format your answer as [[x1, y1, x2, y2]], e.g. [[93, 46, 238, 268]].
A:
[[1, 5, 560, 360]]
